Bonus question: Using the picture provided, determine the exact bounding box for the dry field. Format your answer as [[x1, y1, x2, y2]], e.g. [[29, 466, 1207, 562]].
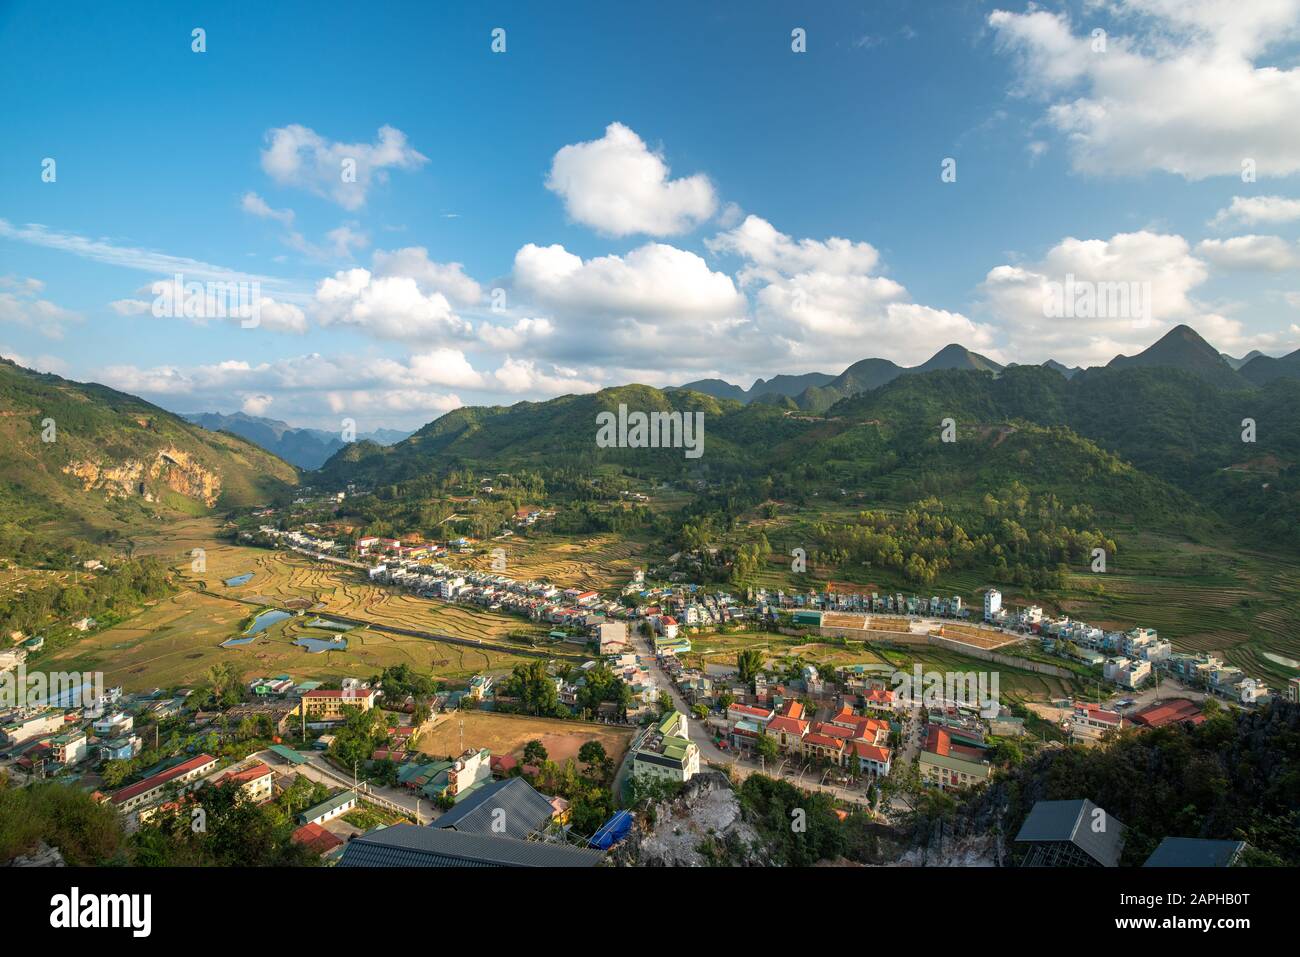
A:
[[416, 710, 633, 766], [457, 532, 646, 592]]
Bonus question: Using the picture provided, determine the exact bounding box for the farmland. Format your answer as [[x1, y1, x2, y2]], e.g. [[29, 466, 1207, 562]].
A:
[[455, 530, 648, 593], [416, 710, 634, 767]]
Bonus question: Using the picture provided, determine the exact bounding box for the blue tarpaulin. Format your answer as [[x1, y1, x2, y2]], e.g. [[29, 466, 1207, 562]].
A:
[[589, 809, 634, 849]]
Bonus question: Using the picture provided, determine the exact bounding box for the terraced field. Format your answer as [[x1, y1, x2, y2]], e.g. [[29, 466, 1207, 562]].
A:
[[457, 532, 649, 593]]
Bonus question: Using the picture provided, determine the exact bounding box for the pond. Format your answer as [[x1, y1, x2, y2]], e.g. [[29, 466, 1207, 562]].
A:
[[245, 609, 291, 635], [294, 636, 348, 654]]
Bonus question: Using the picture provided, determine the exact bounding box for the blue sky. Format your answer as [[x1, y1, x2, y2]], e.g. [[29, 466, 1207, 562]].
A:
[[2, 0, 1300, 430]]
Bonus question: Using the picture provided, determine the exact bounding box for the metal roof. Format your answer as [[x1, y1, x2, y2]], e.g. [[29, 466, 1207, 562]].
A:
[[337, 825, 605, 868], [433, 777, 554, 840], [1143, 837, 1245, 867], [1014, 799, 1125, 867]]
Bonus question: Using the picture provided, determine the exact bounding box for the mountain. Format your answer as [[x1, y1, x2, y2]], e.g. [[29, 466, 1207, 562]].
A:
[[1239, 347, 1300, 387], [671, 371, 836, 404], [1042, 359, 1081, 379], [0, 358, 298, 538], [793, 346, 1003, 412], [1222, 350, 1265, 371], [183, 411, 411, 469], [1107, 325, 1249, 391]]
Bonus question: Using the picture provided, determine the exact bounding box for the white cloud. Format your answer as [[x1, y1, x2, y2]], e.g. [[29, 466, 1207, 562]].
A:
[[988, 2, 1300, 178], [1210, 195, 1300, 227], [0, 345, 68, 375], [513, 241, 743, 322], [240, 191, 295, 226], [371, 247, 482, 306], [976, 230, 1276, 364], [1196, 235, 1300, 271], [545, 122, 718, 236], [0, 278, 81, 340], [241, 394, 274, 416], [260, 124, 428, 210], [313, 268, 472, 342], [708, 216, 997, 364], [0, 219, 279, 286]]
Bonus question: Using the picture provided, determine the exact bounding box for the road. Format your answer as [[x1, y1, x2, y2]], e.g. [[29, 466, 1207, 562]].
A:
[[254, 748, 433, 824], [633, 630, 878, 810]]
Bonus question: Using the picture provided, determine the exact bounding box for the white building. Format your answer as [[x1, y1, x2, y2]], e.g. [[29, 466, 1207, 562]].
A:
[[983, 589, 1002, 622]]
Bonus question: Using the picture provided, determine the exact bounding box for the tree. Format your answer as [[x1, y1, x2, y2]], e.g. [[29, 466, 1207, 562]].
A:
[[755, 733, 779, 763], [656, 690, 673, 715], [523, 739, 548, 766], [737, 649, 763, 685], [577, 741, 610, 782]]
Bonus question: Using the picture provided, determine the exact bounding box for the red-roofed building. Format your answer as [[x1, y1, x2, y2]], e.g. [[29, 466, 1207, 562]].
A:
[[777, 699, 805, 720], [766, 715, 809, 750], [292, 822, 344, 857], [111, 753, 218, 815], [801, 732, 846, 763], [863, 688, 897, 712], [211, 761, 274, 803], [1069, 704, 1125, 747], [727, 703, 774, 725], [491, 754, 518, 777], [1130, 698, 1205, 729], [919, 726, 990, 790], [848, 741, 893, 776]]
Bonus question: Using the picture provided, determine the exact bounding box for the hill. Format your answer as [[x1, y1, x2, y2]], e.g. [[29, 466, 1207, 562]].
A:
[[1107, 325, 1249, 391], [1239, 347, 1300, 387], [0, 358, 299, 539]]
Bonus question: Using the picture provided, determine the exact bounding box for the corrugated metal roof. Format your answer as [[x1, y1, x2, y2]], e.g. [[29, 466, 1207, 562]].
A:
[[433, 777, 554, 840], [337, 825, 604, 868], [1143, 837, 1245, 867], [1014, 799, 1125, 867]]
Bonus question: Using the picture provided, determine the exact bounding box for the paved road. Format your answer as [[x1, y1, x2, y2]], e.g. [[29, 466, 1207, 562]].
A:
[[254, 748, 432, 824]]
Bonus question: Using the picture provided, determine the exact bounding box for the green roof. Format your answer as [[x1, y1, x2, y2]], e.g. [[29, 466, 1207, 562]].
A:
[[269, 744, 308, 765], [299, 790, 357, 823]]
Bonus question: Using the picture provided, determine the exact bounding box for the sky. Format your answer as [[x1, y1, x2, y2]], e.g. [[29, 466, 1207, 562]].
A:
[[2, 0, 1300, 431]]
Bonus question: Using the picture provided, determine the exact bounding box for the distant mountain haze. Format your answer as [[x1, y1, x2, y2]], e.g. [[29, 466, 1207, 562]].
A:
[[182, 411, 412, 470]]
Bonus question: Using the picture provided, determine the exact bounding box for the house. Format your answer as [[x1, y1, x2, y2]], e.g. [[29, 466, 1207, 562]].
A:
[[297, 790, 358, 827], [765, 714, 809, 751], [1014, 799, 1125, 867], [49, 729, 88, 766], [337, 825, 605, 868], [848, 741, 892, 776], [918, 726, 990, 790], [211, 761, 274, 804], [98, 735, 142, 762], [92, 711, 133, 737], [598, 621, 631, 655], [434, 777, 557, 840], [1, 709, 66, 745], [1069, 705, 1124, 746], [110, 754, 219, 816], [1143, 837, 1247, 867], [291, 822, 345, 859], [632, 711, 700, 783], [1287, 676, 1300, 704]]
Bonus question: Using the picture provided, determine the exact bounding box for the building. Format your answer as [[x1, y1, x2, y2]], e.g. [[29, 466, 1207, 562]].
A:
[[1129, 698, 1204, 730], [1, 709, 66, 745], [297, 790, 358, 827], [92, 711, 133, 737], [632, 711, 700, 783], [1015, 799, 1125, 867], [49, 730, 88, 765], [291, 822, 345, 859], [433, 777, 557, 840], [338, 824, 605, 868], [598, 621, 631, 655], [1069, 705, 1124, 746], [1143, 837, 1247, 867], [298, 687, 378, 721], [211, 761, 274, 803], [918, 726, 990, 790], [983, 589, 1002, 622], [110, 754, 219, 816]]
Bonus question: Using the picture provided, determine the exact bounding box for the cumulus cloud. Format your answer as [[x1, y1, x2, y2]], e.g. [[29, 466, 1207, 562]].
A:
[[371, 247, 482, 306], [313, 268, 472, 342], [240, 191, 295, 226], [977, 230, 1277, 364], [0, 277, 81, 340], [988, 2, 1300, 178], [1196, 235, 1300, 271], [545, 122, 718, 236], [1210, 195, 1300, 227], [707, 216, 997, 364], [260, 124, 428, 210], [513, 241, 743, 322]]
